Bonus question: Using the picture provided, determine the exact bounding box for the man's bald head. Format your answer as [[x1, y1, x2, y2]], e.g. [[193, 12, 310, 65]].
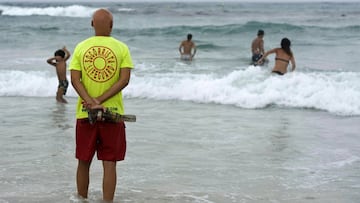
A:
[[91, 9, 113, 36]]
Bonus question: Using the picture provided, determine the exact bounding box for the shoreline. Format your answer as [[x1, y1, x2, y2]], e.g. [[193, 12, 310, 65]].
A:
[[0, 97, 359, 202]]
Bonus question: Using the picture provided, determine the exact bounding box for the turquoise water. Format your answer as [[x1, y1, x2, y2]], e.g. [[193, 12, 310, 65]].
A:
[[1, 2, 360, 115], [0, 1, 360, 202]]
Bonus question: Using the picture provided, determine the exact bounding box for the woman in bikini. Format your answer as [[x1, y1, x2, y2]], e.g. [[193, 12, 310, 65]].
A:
[[258, 38, 296, 75]]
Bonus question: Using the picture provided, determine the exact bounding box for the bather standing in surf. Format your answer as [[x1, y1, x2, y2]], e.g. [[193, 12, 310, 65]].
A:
[[258, 38, 296, 75]]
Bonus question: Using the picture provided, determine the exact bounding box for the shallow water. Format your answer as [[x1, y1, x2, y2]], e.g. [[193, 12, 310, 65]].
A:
[[0, 97, 359, 202]]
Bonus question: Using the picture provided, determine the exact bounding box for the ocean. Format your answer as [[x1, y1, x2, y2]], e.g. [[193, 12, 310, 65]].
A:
[[0, 1, 360, 203]]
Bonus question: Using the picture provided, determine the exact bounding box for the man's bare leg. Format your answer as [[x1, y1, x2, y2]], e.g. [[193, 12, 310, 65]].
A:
[[102, 160, 117, 201], [77, 160, 91, 199]]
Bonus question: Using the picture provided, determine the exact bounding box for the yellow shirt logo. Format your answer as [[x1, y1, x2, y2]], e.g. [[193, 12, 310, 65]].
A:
[[83, 46, 117, 82]]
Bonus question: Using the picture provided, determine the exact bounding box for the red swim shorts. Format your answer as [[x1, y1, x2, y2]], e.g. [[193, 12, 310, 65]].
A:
[[75, 119, 126, 162]]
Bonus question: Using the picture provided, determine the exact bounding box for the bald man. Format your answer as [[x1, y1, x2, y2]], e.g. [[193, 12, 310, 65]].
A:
[[69, 8, 134, 201]]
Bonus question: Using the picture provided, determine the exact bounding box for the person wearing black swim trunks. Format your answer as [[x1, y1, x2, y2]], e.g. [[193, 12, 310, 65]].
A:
[[257, 38, 296, 75], [47, 46, 71, 103], [251, 29, 265, 64]]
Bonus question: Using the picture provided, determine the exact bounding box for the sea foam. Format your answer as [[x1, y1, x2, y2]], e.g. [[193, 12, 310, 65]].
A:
[[128, 64, 360, 115], [0, 5, 97, 17], [3, 65, 357, 116]]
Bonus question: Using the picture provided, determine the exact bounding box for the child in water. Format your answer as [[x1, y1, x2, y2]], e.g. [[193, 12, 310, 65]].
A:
[[46, 46, 71, 103]]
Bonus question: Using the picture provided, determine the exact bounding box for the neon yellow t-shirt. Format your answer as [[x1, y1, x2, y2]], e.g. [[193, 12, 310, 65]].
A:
[[69, 36, 134, 119]]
